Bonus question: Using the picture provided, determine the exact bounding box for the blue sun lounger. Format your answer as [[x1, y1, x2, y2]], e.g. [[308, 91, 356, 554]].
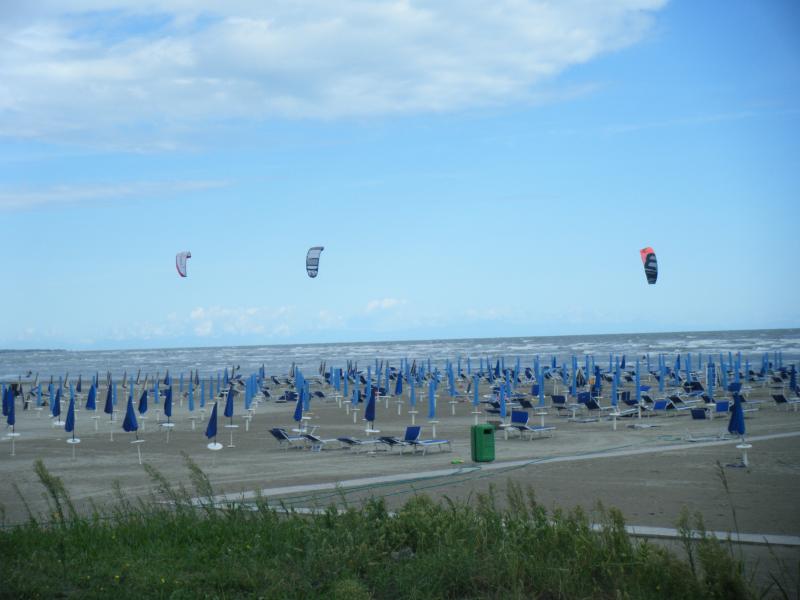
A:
[[336, 436, 384, 453], [772, 394, 800, 411], [508, 410, 555, 440], [269, 427, 306, 450], [402, 425, 451, 455]]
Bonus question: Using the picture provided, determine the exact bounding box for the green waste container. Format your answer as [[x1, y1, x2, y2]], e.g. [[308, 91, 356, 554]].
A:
[[470, 424, 495, 462]]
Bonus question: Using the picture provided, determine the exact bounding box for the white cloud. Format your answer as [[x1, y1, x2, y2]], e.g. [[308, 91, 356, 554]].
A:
[[0, 1, 667, 144], [188, 305, 294, 338], [0, 179, 228, 210], [366, 297, 406, 312]]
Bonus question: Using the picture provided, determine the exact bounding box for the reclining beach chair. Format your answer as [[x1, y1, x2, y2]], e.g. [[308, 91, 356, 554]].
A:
[[336, 436, 384, 453], [667, 395, 694, 411], [302, 432, 340, 450], [772, 394, 800, 411], [378, 433, 414, 454], [269, 427, 306, 450], [508, 410, 556, 440], [402, 425, 451, 455]]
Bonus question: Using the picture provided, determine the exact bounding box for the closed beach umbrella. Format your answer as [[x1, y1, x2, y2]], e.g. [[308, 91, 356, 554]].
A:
[[365, 388, 376, 423], [394, 373, 403, 396], [65, 396, 75, 435], [164, 386, 173, 421], [224, 386, 235, 420], [200, 378, 206, 408], [611, 368, 618, 407], [410, 380, 416, 408], [138, 389, 148, 414], [52, 387, 62, 419], [52, 387, 62, 418], [473, 375, 480, 407], [5, 387, 15, 430], [728, 394, 745, 438], [86, 384, 97, 410], [293, 392, 303, 423], [188, 378, 194, 412], [123, 397, 138, 433], [428, 380, 436, 420], [205, 402, 218, 440]]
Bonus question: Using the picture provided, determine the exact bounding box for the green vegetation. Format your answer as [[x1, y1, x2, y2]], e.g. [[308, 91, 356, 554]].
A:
[[0, 456, 781, 599]]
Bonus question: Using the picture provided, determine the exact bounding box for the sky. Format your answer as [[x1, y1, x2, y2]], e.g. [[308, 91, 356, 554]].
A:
[[1, 0, 798, 350]]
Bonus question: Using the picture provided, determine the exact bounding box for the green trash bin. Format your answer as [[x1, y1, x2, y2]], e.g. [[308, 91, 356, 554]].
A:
[[470, 424, 495, 462]]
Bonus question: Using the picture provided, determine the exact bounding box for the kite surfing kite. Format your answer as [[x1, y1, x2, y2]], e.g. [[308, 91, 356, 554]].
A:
[[306, 246, 324, 278], [639, 247, 657, 285], [176, 251, 191, 278]]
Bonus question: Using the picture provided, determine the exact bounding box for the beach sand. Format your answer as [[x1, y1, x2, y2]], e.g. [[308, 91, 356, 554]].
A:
[[2, 378, 799, 588]]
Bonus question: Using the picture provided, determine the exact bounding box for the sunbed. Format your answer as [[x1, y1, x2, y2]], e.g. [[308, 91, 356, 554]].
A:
[[269, 427, 306, 450]]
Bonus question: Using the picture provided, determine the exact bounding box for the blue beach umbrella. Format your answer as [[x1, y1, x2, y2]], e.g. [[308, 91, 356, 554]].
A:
[[365, 388, 376, 424], [52, 387, 62, 419], [123, 396, 138, 434], [410, 380, 416, 408], [611, 369, 618, 407], [5, 387, 15, 430], [394, 373, 403, 396], [138, 389, 148, 414], [205, 402, 218, 440], [200, 378, 206, 408], [179, 373, 184, 393], [428, 380, 436, 420], [707, 363, 715, 401], [293, 392, 303, 423], [164, 386, 173, 422], [86, 384, 97, 410], [65, 396, 75, 437], [188, 378, 194, 412], [36, 384, 42, 407], [728, 393, 745, 438], [499, 384, 506, 420], [224, 386, 235, 422], [472, 375, 480, 407], [154, 380, 160, 405], [635, 360, 641, 406], [570, 356, 577, 396]]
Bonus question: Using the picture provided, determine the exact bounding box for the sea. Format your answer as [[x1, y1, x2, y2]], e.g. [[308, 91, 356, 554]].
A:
[[1, 329, 798, 382]]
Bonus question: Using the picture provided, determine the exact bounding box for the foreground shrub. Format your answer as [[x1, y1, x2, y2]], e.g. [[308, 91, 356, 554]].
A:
[[0, 458, 771, 599]]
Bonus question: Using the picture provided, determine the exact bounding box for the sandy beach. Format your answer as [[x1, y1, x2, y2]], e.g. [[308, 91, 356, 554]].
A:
[[3, 371, 800, 591]]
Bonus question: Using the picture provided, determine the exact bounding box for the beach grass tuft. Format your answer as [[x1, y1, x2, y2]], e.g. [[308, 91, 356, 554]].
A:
[[0, 463, 776, 599]]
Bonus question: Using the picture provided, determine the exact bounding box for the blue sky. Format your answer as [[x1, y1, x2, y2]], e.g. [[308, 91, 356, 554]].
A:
[[1, 0, 798, 350]]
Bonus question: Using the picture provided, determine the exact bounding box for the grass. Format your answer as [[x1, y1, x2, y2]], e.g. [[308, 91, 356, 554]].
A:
[[0, 455, 785, 599]]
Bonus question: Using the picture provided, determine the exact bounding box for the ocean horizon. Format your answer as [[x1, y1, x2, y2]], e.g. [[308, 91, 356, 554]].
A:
[[2, 327, 798, 381]]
